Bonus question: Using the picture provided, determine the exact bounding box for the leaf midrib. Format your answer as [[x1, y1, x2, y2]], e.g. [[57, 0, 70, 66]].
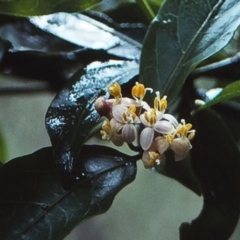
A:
[[161, 0, 224, 97]]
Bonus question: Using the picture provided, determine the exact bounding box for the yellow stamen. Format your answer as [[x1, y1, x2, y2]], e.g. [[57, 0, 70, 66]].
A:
[[154, 91, 168, 112], [165, 134, 174, 143], [144, 109, 157, 126], [128, 105, 136, 113], [144, 151, 160, 168], [100, 120, 112, 140], [176, 119, 193, 137], [131, 82, 153, 104], [132, 82, 146, 99], [122, 106, 137, 123], [108, 82, 122, 100]]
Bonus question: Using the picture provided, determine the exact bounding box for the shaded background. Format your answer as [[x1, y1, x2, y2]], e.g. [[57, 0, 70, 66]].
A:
[[0, 74, 239, 240]]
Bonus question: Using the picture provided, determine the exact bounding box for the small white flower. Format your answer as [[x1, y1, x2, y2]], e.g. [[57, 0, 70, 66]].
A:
[[139, 109, 173, 150], [112, 104, 140, 143]]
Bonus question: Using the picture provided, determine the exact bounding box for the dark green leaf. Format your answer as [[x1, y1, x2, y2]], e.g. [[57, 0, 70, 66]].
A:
[[140, 0, 240, 106], [0, 15, 81, 53], [198, 80, 240, 110], [0, 13, 141, 84], [180, 109, 240, 240], [0, 37, 11, 63], [30, 13, 142, 60], [157, 152, 201, 195], [0, 0, 101, 17], [45, 60, 139, 174], [0, 124, 7, 163], [0, 145, 137, 240]]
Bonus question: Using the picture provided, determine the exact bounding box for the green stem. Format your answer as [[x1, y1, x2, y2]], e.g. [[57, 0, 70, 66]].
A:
[[136, 0, 155, 22]]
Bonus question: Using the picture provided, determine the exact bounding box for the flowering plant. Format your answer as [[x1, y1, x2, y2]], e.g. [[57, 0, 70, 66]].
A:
[[95, 82, 195, 169], [0, 0, 240, 240]]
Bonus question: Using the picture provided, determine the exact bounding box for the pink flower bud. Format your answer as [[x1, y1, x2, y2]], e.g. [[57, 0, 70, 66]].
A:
[[94, 97, 111, 117]]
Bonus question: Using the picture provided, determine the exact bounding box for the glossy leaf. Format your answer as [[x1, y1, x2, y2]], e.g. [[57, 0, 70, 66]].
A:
[[30, 13, 141, 60], [140, 0, 240, 105], [0, 145, 137, 240], [0, 0, 101, 17], [198, 80, 240, 110], [0, 13, 141, 84], [0, 37, 11, 63], [45, 60, 139, 175], [0, 15, 81, 53], [180, 109, 240, 240]]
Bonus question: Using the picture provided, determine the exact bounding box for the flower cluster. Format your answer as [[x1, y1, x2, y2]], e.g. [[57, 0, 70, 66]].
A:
[[94, 82, 195, 169]]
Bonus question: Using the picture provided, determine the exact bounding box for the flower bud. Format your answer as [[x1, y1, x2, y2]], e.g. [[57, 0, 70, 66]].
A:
[[94, 97, 111, 117]]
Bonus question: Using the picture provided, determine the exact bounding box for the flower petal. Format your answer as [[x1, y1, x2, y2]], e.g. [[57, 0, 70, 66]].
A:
[[110, 118, 123, 133], [171, 137, 192, 161], [154, 120, 173, 134], [162, 113, 178, 127], [140, 113, 151, 127], [140, 127, 154, 150], [112, 105, 127, 123], [122, 124, 136, 143], [155, 136, 170, 154]]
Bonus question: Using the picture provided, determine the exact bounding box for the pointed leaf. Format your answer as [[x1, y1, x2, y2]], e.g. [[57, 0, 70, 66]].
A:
[[140, 0, 240, 105], [45, 60, 139, 174], [198, 80, 240, 110], [0, 145, 137, 240], [30, 13, 141, 60], [0, 0, 101, 17], [180, 109, 240, 239]]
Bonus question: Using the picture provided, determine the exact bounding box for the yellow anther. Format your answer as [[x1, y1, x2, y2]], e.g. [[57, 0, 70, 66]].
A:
[[102, 119, 111, 132], [154, 91, 167, 112], [143, 151, 160, 168], [100, 119, 112, 140], [122, 106, 137, 123], [177, 123, 192, 136], [108, 82, 122, 98], [165, 134, 174, 143], [132, 82, 146, 99], [144, 109, 157, 125], [128, 105, 136, 113]]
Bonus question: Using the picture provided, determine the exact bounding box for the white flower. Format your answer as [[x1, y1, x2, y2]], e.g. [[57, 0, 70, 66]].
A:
[[100, 118, 124, 146], [141, 142, 166, 169], [112, 104, 140, 143], [139, 108, 173, 150], [155, 119, 195, 161]]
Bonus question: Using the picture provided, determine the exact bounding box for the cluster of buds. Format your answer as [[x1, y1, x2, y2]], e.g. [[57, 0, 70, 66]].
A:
[[94, 82, 195, 169]]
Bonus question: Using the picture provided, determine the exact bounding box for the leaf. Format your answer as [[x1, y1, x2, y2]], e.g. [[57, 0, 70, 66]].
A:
[[0, 0, 101, 17], [0, 145, 137, 240], [0, 124, 7, 163], [140, 0, 240, 106], [0, 15, 81, 53], [180, 109, 240, 240], [0, 13, 141, 84], [198, 80, 240, 110], [45, 60, 139, 175], [30, 13, 141, 60], [0, 37, 11, 63], [157, 152, 201, 195]]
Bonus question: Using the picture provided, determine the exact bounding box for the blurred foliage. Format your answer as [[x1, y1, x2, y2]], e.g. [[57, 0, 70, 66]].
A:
[[0, 0, 101, 16]]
